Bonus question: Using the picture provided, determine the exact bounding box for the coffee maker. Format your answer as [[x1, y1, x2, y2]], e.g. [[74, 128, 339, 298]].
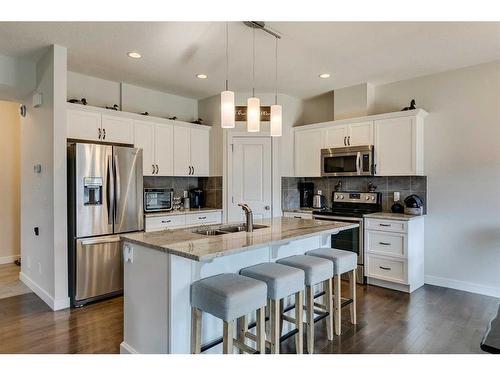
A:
[[298, 182, 314, 209], [189, 188, 205, 209]]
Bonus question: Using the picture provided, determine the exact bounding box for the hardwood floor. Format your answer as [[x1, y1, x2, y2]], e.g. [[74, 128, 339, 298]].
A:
[[0, 283, 497, 354], [0, 263, 31, 300]]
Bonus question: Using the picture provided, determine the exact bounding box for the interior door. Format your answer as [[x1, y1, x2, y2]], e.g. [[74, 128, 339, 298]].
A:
[[173, 125, 191, 176], [228, 137, 272, 222], [75, 143, 113, 238], [113, 146, 144, 233], [190, 127, 210, 176], [133, 120, 155, 176], [155, 123, 174, 176]]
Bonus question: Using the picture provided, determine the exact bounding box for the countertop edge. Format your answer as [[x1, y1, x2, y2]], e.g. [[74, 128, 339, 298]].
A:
[[363, 213, 426, 221]]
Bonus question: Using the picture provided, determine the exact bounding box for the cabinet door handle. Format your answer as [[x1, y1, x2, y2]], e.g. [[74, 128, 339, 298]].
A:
[[161, 220, 172, 223], [192, 166, 195, 175], [98, 128, 102, 139], [156, 164, 159, 174], [379, 266, 392, 271], [348, 136, 351, 145], [103, 128, 106, 140], [379, 223, 391, 227], [379, 242, 391, 246], [152, 164, 155, 174], [343, 136, 346, 146]]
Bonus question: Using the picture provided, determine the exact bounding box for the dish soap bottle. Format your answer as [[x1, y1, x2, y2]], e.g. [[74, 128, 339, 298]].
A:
[[391, 192, 404, 214]]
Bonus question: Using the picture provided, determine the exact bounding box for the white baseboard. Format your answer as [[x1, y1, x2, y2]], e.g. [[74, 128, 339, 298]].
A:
[[19, 272, 70, 311], [0, 254, 20, 265], [120, 342, 138, 354], [425, 274, 500, 298]]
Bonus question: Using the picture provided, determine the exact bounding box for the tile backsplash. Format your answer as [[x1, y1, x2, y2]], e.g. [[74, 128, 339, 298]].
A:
[[282, 176, 427, 213], [144, 176, 223, 208]]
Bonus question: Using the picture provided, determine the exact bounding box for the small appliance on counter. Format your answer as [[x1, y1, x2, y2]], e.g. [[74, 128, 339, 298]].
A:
[[404, 194, 424, 215], [298, 182, 314, 209], [391, 191, 405, 213], [190, 188, 205, 209], [144, 188, 174, 212], [312, 190, 326, 209], [183, 190, 190, 209]]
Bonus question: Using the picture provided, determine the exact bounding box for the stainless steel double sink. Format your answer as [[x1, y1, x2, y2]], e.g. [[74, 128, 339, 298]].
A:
[[192, 223, 269, 236]]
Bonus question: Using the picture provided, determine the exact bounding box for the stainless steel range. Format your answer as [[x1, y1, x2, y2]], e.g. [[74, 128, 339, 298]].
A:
[[313, 191, 382, 284]]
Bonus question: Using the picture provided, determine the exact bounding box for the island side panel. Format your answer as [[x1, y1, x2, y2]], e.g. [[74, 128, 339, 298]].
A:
[[121, 242, 169, 354]]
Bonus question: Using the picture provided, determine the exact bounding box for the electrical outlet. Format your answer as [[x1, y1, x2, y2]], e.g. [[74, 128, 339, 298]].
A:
[[38, 262, 42, 274], [123, 245, 134, 263]]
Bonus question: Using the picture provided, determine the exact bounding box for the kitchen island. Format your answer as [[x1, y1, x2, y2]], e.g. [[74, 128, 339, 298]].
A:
[[119, 217, 358, 354]]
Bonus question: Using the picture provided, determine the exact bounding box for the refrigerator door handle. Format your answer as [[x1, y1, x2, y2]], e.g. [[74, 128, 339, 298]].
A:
[[114, 154, 121, 221], [107, 154, 114, 225]]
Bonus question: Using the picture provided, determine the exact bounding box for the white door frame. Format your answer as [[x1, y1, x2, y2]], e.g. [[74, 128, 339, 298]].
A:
[[223, 127, 281, 223]]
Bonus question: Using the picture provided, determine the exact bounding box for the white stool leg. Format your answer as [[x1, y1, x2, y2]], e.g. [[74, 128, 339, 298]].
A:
[[295, 291, 303, 354], [324, 278, 334, 341], [334, 274, 341, 336], [305, 286, 314, 354], [223, 320, 234, 354], [256, 307, 266, 354], [237, 315, 248, 354], [270, 299, 280, 354], [349, 269, 357, 325], [191, 307, 202, 354]]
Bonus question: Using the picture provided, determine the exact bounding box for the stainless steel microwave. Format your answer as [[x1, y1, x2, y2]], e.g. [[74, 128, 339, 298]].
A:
[[321, 145, 374, 177]]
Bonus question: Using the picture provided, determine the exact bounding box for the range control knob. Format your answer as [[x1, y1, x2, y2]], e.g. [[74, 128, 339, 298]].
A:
[[335, 195, 339, 200], [366, 196, 370, 201], [371, 196, 376, 201], [339, 195, 344, 200]]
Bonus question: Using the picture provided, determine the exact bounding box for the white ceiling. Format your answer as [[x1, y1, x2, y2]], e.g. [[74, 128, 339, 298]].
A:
[[0, 22, 499, 99]]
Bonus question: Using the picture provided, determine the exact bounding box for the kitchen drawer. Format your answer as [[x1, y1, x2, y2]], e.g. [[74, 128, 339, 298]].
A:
[[365, 218, 407, 233], [283, 212, 313, 220], [145, 215, 186, 232], [367, 254, 407, 284], [366, 230, 406, 257], [185, 211, 222, 226]]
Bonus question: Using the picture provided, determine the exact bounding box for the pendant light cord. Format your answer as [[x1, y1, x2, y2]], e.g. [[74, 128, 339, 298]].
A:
[[225, 22, 229, 91], [275, 36, 278, 105], [252, 28, 255, 98]]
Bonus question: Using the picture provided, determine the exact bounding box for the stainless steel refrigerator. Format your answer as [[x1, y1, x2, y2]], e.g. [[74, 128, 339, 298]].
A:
[[67, 142, 143, 307]]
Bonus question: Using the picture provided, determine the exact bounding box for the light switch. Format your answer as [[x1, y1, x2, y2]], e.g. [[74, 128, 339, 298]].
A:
[[123, 245, 134, 263]]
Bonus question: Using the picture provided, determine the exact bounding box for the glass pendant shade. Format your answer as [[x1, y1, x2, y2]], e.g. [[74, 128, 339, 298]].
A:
[[270, 104, 282, 137], [220, 90, 235, 128], [247, 97, 260, 132]]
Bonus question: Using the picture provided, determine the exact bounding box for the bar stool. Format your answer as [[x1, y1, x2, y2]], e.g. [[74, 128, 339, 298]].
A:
[[306, 248, 357, 335], [277, 255, 334, 354], [190, 273, 267, 354], [240, 262, 305, 354]]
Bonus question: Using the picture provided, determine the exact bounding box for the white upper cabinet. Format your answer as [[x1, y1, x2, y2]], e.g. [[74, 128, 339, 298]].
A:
[[325, 124, 348, 148], [189, 127, 210, 176], [133, 120, 156, 176], [154, 123, 174, 176], [294, 128, 324, 177], [101, 115, 133, 144], [374, 115, 424, 176], [67, 109, 101, 141], [348, 121, 373, 146], [173, 125, 210, 177]]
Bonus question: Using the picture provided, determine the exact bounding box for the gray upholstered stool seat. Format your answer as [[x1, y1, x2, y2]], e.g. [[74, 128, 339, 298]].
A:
[[190, 273, 267, 322], [240, 262, 305, 300], [276, 255, 333, 286], [306, 248, 357, 275]]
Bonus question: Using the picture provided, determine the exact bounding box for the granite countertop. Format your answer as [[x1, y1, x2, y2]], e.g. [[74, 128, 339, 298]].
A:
[[364, 212, 426, 221], [145, 208, 222, 218], [121, 217, 358, 262]]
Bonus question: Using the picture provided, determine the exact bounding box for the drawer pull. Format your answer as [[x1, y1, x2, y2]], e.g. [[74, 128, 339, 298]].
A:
[[379, 266, 392, 271], [294, 216, 302, 219], [379, 242, 391, 246], [161, 220, 172, 223], [198, 216, 207, 220], [379, 223, 391, 227]]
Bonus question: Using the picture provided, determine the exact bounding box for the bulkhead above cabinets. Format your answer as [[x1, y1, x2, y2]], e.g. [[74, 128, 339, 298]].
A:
[[66, 104, 211, 177], [293, 109, 427, 177]]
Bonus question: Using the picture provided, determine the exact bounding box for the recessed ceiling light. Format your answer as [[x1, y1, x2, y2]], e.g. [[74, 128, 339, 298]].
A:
[[196, 74, 208, 79], [127, 52, 142, 59], [319, 73, 331, 79]]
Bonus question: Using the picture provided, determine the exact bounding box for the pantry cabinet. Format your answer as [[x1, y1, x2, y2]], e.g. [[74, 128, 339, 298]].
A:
[[173, 125, 210, 177], [133, 120, 174, 176]]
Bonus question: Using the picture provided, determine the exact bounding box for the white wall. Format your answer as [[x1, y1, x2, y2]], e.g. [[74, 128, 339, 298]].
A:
[[334, 83, 375, 120], [0, 101, 20, 264], [20, 45, 69, 310], [0, 53, 36, 100], [374, 60, 500, 297], [67, 71, 198, 122]]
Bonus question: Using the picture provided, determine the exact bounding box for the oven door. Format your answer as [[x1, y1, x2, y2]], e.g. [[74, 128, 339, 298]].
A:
[[144, 190, 173, 212], [321, 147, 373, 177], [313, 215, 365, 283]]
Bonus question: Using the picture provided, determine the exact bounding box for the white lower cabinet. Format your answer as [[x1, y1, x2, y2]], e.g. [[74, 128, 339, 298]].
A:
[[365, 217, 424, 293], [145, 211, 222, 232]]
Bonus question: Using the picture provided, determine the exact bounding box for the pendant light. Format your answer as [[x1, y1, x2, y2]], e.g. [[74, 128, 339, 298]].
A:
[[247, 28, 260, 132], [270, 36, 282, 137], [221, 22, 235, 129]]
